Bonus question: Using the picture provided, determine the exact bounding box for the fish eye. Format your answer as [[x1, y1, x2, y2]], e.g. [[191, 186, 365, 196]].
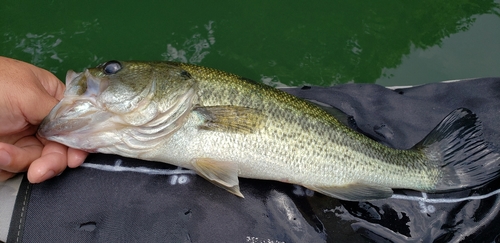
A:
[[102, 60, 122, 75]]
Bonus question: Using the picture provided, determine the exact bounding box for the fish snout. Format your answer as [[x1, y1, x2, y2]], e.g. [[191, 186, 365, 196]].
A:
[[38, 98, 95, 139]]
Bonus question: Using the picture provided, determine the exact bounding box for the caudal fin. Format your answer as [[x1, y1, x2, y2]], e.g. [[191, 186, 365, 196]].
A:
[[415, 108, 500, 193]]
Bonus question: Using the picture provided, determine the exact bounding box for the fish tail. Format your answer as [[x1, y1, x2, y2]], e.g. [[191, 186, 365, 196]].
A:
[[415, 108, 500, 192]]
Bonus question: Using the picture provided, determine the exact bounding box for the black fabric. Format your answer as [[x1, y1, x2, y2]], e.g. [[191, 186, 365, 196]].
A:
[[8, 78, 500, 242], [6, 176, 31, 243]]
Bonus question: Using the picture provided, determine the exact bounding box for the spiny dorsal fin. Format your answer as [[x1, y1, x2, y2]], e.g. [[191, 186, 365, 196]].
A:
[[194, 106, 266, 134]]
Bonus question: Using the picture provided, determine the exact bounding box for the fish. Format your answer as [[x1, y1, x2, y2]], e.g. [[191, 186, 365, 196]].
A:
[[38, 60, 500, 201]]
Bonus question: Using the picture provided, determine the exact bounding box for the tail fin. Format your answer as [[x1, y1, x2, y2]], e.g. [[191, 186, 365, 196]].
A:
[[415, 108, 500, 192]]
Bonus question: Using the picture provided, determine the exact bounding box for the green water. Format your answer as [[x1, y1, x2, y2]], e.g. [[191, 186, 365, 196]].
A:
[[1, 1, 499, 87]]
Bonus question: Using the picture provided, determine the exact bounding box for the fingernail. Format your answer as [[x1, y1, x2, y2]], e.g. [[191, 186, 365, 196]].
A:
[[39, 170, 56, 182], [0, 150, 12, 166]]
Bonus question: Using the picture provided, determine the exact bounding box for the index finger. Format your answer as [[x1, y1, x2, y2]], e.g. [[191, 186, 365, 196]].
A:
[[0, 137, 44, 173], [27, 141, 68, 183]]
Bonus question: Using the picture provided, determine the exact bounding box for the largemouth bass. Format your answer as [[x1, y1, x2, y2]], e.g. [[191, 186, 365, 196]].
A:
[[38, 61, 500, 200]]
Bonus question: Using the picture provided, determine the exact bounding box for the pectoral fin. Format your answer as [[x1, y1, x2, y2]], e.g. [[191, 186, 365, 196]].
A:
[[193, 106, 266, 134], [192, 158, 244, 198], [305, 182, 393, 201]]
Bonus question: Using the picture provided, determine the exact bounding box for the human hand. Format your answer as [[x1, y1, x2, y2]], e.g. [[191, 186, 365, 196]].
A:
[[0, 57, 88, 182]]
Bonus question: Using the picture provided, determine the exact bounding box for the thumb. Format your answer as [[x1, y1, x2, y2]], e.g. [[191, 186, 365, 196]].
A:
[[25, 64, 65, 125], [32, 64, 66, 101], [21, 89, 60, 126]]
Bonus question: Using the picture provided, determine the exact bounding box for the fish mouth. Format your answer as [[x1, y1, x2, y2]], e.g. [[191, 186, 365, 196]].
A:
[[37, 69, 116, 148], [37, 95, 114, 149], [38, 98, 97, 137]]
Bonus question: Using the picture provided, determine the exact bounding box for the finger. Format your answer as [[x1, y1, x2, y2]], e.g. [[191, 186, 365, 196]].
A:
[[21, 91, 60, 125], [36, 70, 65, 101], [0, 138, 43, 173], [23, 58, 66, 101], [27, 141, 68, 183], [67, 148, 88, 168], [0, 169, 16, 181], [0, 58, 62, 125], [37, 135, 88, 166], [38, 135, 88, 168]]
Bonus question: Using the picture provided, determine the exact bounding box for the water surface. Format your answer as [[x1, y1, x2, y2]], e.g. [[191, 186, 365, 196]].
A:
[[2, 0, 499, 86]]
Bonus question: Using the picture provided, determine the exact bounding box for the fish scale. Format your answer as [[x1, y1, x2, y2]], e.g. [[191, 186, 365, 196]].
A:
[[155, 63, 442, 190], [38, 60, 500, 201]]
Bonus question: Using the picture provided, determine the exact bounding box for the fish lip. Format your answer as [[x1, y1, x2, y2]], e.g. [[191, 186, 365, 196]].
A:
[[38, 96, 101, 139], [65, 70, 81, 87]]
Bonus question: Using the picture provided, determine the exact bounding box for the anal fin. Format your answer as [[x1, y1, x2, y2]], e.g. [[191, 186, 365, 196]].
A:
[[192, 158, 244, 198], [305, 182, 394, 201]]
